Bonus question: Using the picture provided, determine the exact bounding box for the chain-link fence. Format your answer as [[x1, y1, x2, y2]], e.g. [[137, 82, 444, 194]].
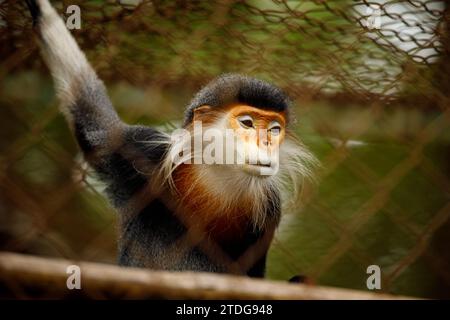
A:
[[0, 0, 449, 299]]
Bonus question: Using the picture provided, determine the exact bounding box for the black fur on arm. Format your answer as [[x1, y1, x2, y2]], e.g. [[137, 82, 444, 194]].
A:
[[25, 0, 41, 26]]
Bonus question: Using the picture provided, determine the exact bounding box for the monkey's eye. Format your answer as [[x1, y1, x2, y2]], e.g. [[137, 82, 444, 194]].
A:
[[238, 116, 254, 129], [269, 122, 282, 136]]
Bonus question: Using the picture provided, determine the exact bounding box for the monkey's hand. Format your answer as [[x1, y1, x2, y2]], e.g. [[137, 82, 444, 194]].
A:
[[289, 275, 315, 285]]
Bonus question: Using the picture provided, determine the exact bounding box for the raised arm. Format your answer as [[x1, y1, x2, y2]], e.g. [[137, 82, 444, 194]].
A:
[[26, 0, 123, 155], [26, 0, 168, 207]]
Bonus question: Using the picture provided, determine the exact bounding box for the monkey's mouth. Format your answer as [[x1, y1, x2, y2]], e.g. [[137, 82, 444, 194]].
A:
[[247, 162, 271, 167], [241, 162, 278, 176]]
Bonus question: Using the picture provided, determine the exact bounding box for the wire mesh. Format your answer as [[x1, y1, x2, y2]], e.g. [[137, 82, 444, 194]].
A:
[[0, 0, 449, 299]]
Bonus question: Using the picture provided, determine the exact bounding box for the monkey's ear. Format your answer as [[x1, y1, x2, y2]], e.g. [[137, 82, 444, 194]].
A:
[[193, 105, 211, 121]]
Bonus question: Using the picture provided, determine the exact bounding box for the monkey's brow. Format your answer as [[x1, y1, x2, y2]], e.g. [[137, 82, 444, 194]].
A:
[[235, 110, 283, 121]]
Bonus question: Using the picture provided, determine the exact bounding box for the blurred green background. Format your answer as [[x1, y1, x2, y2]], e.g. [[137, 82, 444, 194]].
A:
[[1, 0, 450, 298]]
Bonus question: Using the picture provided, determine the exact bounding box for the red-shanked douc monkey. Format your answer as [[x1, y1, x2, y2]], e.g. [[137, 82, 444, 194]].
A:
[[25, 0, 316, 277]]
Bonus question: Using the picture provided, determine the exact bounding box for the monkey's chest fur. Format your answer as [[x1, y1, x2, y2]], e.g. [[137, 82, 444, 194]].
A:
[[117, 187, 279, 277], [118, 198, 273, 275]]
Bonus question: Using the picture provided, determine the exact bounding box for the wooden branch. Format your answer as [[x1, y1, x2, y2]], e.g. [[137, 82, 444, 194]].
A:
[[0, 251, 415, 300]]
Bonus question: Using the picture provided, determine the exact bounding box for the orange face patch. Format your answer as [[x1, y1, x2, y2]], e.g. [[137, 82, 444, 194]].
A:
[[227, 104, 286, 147]]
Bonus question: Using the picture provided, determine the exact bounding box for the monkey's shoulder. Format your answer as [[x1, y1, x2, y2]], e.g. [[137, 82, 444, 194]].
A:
[[93, 125, 169, 207]]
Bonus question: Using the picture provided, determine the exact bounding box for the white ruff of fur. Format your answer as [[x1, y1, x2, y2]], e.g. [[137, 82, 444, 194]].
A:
[[156, 121, 318, 230]]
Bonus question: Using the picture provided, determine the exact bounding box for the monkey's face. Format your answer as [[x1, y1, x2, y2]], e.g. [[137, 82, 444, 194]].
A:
[[227, 105, 286, 176]]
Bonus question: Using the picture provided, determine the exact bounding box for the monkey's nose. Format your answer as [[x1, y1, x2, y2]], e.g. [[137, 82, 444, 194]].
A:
[[258, 136, 270, 146]]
